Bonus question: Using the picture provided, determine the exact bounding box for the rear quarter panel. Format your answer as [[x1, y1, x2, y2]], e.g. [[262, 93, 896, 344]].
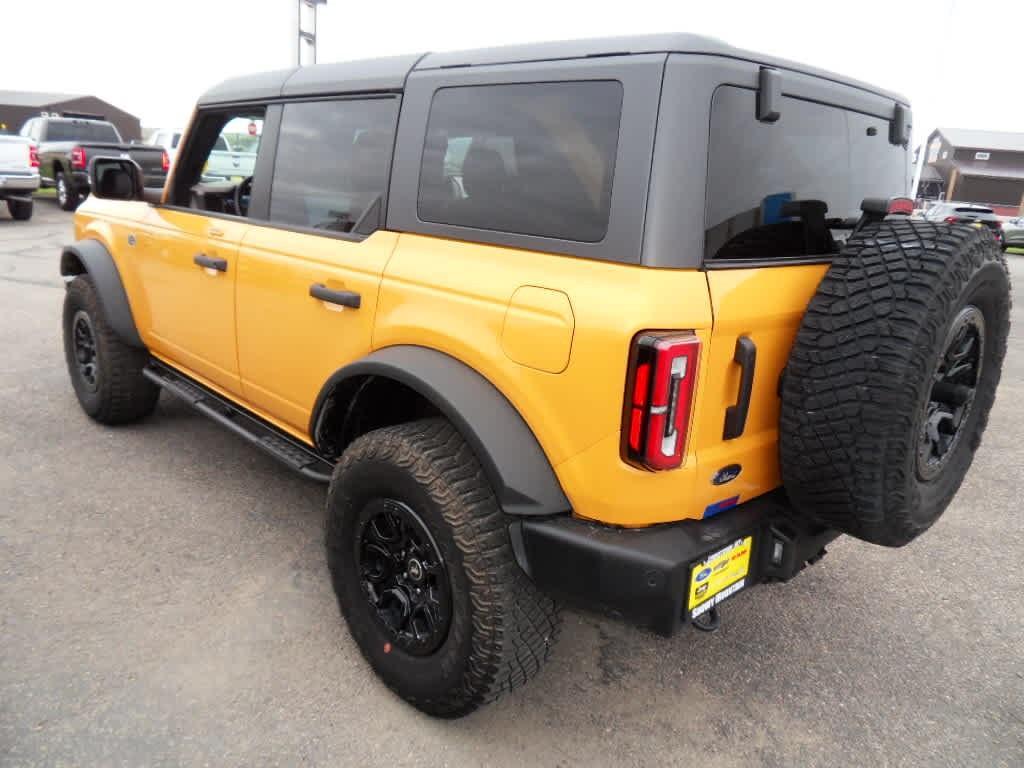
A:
[[375, 234, 714, 526]]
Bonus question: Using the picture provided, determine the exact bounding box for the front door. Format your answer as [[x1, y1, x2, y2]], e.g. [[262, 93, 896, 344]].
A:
[[138, 209, 247, 393], [235, 96, 401, 436], [135, 108, 267, 395]]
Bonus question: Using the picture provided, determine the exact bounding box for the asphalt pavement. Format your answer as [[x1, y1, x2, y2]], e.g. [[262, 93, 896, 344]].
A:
[[1, 199, 1022, 767]]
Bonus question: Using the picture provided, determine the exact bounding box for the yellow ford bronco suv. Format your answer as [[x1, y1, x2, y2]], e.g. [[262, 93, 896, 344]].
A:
[[61, 34, 1010, 717]]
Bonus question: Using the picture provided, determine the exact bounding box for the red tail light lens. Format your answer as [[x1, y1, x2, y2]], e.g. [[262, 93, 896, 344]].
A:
[[70, 146, 87, 170], [944, 215, 958, 224], [161, 150, 170, 173], [887, 197, 914, 215], [623, 332, 700, 471], [28, 145, 39, 168]]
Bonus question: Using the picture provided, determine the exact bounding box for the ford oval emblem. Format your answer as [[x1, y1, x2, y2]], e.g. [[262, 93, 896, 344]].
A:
[[713, 464, 742, 485], [695, 567, 712, 582]]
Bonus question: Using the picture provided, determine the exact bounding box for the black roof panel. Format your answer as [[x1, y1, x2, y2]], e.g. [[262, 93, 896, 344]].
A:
[[198, 33, 907, 106], [281, 53, 424, 97]]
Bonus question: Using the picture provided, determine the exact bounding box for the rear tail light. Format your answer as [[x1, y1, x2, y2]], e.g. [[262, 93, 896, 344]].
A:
[[944, 216, 958, 224], [28, 145, 39, 168], [161, 150, 169, 173], [886, 197, 914, 215], [623, 332, 700, 471], [70, 146, 86, 170]]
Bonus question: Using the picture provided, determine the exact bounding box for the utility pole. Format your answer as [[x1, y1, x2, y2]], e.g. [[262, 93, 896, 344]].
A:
[[297, 0, 327, 67]]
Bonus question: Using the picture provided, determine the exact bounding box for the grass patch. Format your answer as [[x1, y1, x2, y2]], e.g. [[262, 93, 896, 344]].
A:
[[33, 188, 56, 199], [1007, 246, 1024, 255]]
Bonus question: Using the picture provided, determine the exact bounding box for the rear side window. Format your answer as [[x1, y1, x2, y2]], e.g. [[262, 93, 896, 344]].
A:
[[704, 86, 906, 261], [417, 81, 623, 243], [270, 98, 398, 234]]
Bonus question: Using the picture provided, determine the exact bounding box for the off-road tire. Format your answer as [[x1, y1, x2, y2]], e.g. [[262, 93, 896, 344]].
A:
[[56, 171, 80, 211], [6, 199, 33, 220], [781, 221, 1010, 547], [326, 418, 560, 718], [62, 275, 159, 424]]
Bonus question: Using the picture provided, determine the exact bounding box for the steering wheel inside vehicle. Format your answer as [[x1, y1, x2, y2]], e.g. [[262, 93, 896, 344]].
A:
[[234, 176, 254, 217]]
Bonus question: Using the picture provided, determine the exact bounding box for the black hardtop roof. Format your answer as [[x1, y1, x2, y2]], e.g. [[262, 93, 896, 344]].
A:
[[199, 33, 908, 106]]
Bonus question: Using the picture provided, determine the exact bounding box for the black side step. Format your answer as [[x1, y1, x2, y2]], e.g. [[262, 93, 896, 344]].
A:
[[143, 361, 334, 483]]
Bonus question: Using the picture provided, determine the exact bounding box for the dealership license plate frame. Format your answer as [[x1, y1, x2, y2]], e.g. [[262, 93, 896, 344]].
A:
[[687, 534, 755, 620]]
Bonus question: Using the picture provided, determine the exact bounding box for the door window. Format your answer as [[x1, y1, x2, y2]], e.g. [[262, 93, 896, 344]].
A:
[[268, 98, 398, 235], [169, 108, 265, 216]]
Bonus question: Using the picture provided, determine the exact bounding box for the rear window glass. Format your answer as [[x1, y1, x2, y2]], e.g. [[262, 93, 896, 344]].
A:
[[704, 86, 907, 261], [45, 121, 120, 143], [417, 81, 623, 243]]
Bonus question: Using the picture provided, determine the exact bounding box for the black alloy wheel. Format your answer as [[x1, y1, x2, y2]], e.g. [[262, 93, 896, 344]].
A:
[[917, 305, 985, 481], [357, 498, 451, 656], [72, 309, 100, 393]]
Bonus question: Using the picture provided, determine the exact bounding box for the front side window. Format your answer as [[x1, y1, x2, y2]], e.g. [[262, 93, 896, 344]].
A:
[[417, 81, 623, 243], [170, 108, 264, 216], [269, 98, 398, 234]]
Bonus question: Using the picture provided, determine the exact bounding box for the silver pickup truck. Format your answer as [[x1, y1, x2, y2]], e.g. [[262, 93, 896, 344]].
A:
[[148, 127, 258, 182], [0, 133, 40, 220]]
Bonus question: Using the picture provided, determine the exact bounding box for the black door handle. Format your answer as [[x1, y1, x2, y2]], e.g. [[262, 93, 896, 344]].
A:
[[309, 283, 361, 309], [194, 253, 227, 272], [723, 335, 756, 440]]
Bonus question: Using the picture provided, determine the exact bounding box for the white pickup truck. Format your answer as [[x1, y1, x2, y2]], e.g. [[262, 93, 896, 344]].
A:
[[0, 134, 40, 220], [148, 127, 257, 183]]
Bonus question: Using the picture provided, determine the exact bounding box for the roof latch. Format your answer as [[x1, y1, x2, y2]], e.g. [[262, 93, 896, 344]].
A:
[[757, 67, 781, 123]]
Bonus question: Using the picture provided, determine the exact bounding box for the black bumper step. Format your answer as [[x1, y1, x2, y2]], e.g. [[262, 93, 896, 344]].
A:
[[143, 361, 334, 483]]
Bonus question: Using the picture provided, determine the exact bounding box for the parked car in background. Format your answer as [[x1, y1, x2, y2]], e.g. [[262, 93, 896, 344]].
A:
[[0, 133, 40, 220], [147, 128, 183, 161], [20, 117, 168, 211], [148, 126, 258, 183], [923, 202, 1005, 247], [1003, 215, 1024, 250]]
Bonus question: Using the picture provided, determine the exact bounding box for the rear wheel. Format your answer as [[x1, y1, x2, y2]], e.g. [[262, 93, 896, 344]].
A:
[[56, 171, 80, 211], [326, 418, 560, 718], [781, 221, 1010, 546], [62, 276, 159, 424], [6, 198, 33, 220]]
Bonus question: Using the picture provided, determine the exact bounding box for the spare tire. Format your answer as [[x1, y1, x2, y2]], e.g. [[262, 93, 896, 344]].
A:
[[780, 221, 1010, 547]]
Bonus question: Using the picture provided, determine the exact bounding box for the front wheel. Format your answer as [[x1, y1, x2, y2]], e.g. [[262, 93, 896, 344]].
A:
[[326, 418, 560, 718], [62, 276, 159, 424]]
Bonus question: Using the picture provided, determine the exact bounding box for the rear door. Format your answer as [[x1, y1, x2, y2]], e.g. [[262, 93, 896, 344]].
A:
[[234, 96, 400, 435], [695, 83, 908, 510]]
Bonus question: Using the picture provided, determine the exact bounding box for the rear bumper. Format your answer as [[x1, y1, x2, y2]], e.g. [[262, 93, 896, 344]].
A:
[[0, 173, 40, 196], [511, 492, 839, 636]]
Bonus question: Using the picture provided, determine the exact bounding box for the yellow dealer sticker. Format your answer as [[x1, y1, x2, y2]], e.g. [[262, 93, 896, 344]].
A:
[[688, 536, 753, 618]]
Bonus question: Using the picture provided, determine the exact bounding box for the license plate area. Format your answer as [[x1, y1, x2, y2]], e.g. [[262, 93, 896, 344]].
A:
[[687, 535, 754, 620]]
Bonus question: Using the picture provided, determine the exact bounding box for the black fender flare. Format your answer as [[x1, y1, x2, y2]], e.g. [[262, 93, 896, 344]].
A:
[[60, 239, 144, 348], [311, 346, 571, 517]]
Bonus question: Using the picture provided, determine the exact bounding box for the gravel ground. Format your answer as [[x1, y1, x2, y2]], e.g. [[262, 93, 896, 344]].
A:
[[1, 199, 1022, 767]]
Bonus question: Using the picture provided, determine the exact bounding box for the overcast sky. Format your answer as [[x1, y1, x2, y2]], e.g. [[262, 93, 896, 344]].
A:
[[7, 0, 1022, 149]]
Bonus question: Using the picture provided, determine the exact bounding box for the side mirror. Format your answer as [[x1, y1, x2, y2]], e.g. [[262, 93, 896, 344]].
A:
[[88, 156, 144, 201]]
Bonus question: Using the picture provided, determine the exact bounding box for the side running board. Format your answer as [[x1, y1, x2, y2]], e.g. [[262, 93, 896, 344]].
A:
[[143, 361, 334, 483]]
